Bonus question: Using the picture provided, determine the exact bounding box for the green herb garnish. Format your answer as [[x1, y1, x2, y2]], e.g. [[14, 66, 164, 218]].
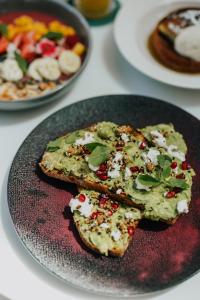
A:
[[166, 178, 189, 190], [157, 155, 172, 168], [0, 23, 8, 37], [43, 31, 64, 41], [88, 145, 111, 167], [15, 52, 28, 73], [137, 174, 160, 188], [85, 142, 105, 152]]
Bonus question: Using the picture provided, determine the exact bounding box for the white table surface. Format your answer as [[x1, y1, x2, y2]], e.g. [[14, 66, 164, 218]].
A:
[[1, 1, 200, 300]]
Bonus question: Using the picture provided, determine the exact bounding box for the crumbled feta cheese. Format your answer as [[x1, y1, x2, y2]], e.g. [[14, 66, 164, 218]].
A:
[[125, 211, 133, 219], [142, 148, 160, 165], [111, 229, 121, 241], [108, 166, 120, 179], [121, 133, 130, 143], [108, 152, 123, 179], [125, 167, 132, 179], [113, 151, 123, 162], [135, 177, 150, 192], [151, 130, 167, 149], [100, 223, 109, 229], [177, 200, 189, 214], [163, 191, 168, 197], [75, 132, 94, 146], [168, 145, 185, 162], [69, 195, 93, 218], [116, 188, 122, 194]]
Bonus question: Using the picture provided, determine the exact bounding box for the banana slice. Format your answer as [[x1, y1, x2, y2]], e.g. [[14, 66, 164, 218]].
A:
[[37, 58, 61, 81], [28, 58, 61, 81], [58, 50, 81, 75], [28, 59, 43, 81], [0, 59, 23, 82]]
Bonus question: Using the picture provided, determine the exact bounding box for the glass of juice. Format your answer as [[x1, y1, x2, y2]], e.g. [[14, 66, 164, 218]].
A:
[[74, 0, 112, 19]]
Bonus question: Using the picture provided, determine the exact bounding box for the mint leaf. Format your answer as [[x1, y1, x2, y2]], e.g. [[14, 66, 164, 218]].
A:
[[15, 52, 27, 73], [88, 145, 111, 167], [43, 31, 63, 41], [166, 178, 189, 190], [0, 23, 8, 37], [65, 131, 79, 144], [85, 142, 105, 152], [137, 174, 160, 187], [161, 165, 171, 180], [47, 138, 62, 152], [158, 155, 172, 168]]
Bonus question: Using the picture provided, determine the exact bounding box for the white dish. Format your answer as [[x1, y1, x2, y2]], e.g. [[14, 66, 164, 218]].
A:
[[114, 0, 200, 89]]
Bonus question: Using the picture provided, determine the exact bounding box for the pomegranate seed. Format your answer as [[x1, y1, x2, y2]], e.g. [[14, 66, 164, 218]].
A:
[[130, 166, 140, 173], [99, 163, 107, 172], [181, 161, 191, 170], [79, 194, 86, 202], [171, 161, 177, 169], [139, 141, 147, 150], [128, 226, 135, 236], [111, 203, 119, 210], [96, 170, 103, 177], [99, 198, 107, 208], [99, 174, 108, 181], [107, 210, 113, 217], [91, 212, 99, 219], [176, 173, 185, 179], [166, 191, 176, 198]]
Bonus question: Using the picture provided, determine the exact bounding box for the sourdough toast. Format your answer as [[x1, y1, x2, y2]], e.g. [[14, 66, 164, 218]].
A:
[[69, 189, 141, 256], [40, 122, 195, 223]]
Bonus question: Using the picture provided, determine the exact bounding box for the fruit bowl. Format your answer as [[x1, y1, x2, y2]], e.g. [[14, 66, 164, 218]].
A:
[[0, 0, 91, 111]]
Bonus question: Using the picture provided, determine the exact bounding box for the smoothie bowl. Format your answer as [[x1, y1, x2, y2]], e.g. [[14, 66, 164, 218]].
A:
[[0, 0, 91, 110]]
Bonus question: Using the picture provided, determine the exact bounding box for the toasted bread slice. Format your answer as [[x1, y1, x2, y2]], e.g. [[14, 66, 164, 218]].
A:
[[69, 189, 141, 256], [40, 122, 195, 223]]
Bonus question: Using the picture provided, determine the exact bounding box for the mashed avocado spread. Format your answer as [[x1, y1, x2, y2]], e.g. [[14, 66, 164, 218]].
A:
[[42, 122, 195, 222], [69, 189, 141, 256]]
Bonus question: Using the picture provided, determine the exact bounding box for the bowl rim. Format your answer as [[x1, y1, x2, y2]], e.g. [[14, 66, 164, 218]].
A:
[[0, 0, 92, 105]]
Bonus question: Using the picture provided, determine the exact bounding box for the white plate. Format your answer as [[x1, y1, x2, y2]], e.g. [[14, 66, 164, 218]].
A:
[[114, 0, 200, 89]]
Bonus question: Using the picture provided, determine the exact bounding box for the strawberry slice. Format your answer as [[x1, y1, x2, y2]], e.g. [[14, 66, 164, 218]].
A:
[[13, 33, 23, 48], [22, 31, 36, 44], [36, 38, 57, 57], [21, 43, 36, 62]]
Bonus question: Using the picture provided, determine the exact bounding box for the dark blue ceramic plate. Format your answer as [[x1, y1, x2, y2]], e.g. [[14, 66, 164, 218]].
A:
[[7, 95, 200, 297], [0, 0, 91, 111]]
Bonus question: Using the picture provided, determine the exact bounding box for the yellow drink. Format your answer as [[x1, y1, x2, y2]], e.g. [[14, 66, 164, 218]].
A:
[[74, 0, 112, 19]]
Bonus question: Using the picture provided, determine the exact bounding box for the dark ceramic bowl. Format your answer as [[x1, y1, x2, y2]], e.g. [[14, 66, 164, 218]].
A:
[[0, 0, 91, 111]]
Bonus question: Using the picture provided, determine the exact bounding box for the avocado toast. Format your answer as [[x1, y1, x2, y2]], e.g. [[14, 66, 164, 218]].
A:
[[40, 122, 195, 223], [69, 189, 141, 256]]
